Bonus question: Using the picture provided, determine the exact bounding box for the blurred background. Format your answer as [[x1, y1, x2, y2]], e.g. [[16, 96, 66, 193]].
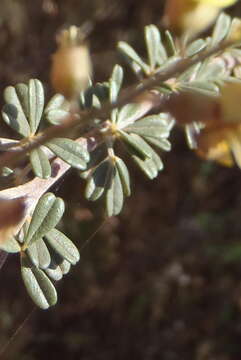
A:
[[1, 1, 241, 359]]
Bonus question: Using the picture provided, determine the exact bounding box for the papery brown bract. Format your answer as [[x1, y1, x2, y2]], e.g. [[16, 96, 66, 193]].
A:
[[163, 0, 237, 36], [50, 26, 92, 99], [0, 196, 27, 244], [167, 83, 241, 168]]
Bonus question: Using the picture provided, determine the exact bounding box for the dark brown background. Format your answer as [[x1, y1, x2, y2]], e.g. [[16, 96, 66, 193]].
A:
[[1, 1, 241, 359]]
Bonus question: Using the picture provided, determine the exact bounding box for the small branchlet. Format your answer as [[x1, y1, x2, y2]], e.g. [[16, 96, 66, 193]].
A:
[[1, 14, 241, 308]]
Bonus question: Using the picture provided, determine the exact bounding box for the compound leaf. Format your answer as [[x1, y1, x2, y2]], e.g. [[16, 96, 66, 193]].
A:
[[180, 81, 219, 96], [2, 85, 30, 137], [45, 262, 63, 281], [109, 65, 123, 103], [116, 103, 144, 128], [119, 131, 152, 159], [0, 236, 21, 253], [24, 193, 65, 247], [115, 157, 131, 197], [126, 115, 171, 139], [106, 166, 124, 217], [46, 109, 69, 125], [131, 137, 163, 179], [46, 138, 89, 170], [186, 39, 207, 57], [165, 31, 177, 56], [144, 137, 171, 151], [85, 159, 112, 201], [28, 79, 44, 133], [45, 228, 80, 265], [45, 94, 69, 125], [21, 254, 57, 309], [118, 41, 149, 74], [30, 147, 51, 179], [211, 13, 231, 46], [59, 260, 71, 275], [145, 24, 161, 70], [26, 238, 51, 269]]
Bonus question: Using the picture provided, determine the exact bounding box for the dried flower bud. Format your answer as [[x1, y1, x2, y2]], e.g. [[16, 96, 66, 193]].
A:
[[50, 25, 92, 99], [168, 82, 241, 168], [227, 17, 241, 43], [166, 91, 220, 126], [163, 0, 237, 37], [0, 196, 27, 244]]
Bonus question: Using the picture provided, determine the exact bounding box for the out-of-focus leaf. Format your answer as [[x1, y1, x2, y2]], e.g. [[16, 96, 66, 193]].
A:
[[15, 83, 29, 118], [118, 41, 149, 74], [185, 123, 202, 149], [2, 84, 30, 137], [24, 193, 65, 247], [1, 167, 13, 177], [106, 166, 124, 217], [46, 138, 89, 170], [158, 55, 181, 73], [165, 31, 177, 56], [109, 65, 123, 104], [0, 237, 21, 253], [45, 94, 66, 113], [119, 131, 152, 159], [2, 79, 45, 136], [115, 157, 131, 197], [186, 39, 207, 57], [30, 147, 51, 179], [28, 79, 44, 133], [155, 83, 173, 95], [132, 155, 158, 179], [131, 137, 163, 179], [144, 137, 171, 152], [179, 63, 202, 82], [93, 82, 109, 102], [45, 228, 80, 265], [46, 109, 69, 125], [26, 238, 51, 269], [21, 254, 57, 309], [125, 115, 171, 139], [45, 94, 69, 125], [116, 103, 144, 128], [211, 13, 231, 46], [157, 44, 168, 66], [59, 260, 71, 275], [197, 60, 225, 81], [85, 159, 112, 201], [45, 261, 63, 281], [180, 82, 219, 96], [145, 24, 161, 70], [111, 108, 119, 124], [79, 143, 108, 180]]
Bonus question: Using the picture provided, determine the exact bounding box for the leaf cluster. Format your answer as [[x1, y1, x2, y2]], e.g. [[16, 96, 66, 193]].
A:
[[79, 65, 173, 216], [0, 193, 79, 309], [2, 80, 89, 178], [1, 13, 241, 308]]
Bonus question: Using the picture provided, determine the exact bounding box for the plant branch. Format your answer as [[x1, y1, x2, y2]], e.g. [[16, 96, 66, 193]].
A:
[[0, 93, 156, 235], [0, 39, 237, 171]]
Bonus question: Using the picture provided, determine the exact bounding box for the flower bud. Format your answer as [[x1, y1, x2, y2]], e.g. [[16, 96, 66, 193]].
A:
[[163, 0, 237, 37], [0, 196, 27, 244], [50, 25, 92, 100]]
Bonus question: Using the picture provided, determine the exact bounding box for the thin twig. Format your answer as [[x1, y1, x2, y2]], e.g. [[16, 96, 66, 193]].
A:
[[0, 92, 156, 199]]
